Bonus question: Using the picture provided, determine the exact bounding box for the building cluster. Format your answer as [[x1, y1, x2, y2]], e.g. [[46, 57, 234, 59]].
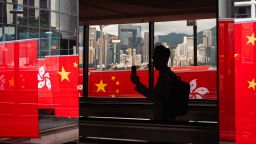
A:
[[86, 24, 216, 70], [88, 24, 149, 70], [173, 29, 216, 66]]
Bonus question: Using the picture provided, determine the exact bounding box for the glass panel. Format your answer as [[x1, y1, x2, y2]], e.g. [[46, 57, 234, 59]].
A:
[[28, 8, 39, 27], [50, 0, 59, 11], [40, 0, 48, 9], [87, 23, 149, 98], [0, 2, 2, 24], [17, 0, 28, 5], [50, 12, 59, 31], [5, 3, 14, 25], [155, 19, 217, 100], [22, 0, 29, 5], [3, 26, 15, 41], [0, 27, 3, 42], [60, 0, 77, 14], [197, 19, 217, 67], [18, 26, 28, 39], [29, 27, 39, 38], [17, 6, 28, 26], [60, 14, 77, 32], [29, 0, 39, 8], [234, 6, 251, 18], [40, 9, 49, 29]]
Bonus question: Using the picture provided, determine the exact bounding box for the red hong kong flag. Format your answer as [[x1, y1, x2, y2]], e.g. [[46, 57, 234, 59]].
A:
[[48, 55, 79, 118], [234, 21, 256, 144], [37, 59, 54, 109]]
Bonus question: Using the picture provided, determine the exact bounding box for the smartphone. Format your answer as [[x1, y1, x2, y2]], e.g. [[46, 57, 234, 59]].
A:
[[131, 66, 137, 75]]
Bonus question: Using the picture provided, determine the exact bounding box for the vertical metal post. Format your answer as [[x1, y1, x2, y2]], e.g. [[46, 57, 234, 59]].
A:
[[149, 22, 154, 96], [193, 24, 197, 66], [83, 26, 89, 98]]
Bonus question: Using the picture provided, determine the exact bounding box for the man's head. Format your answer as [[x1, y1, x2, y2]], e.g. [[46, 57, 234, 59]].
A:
[[153, 45, 170, 70]]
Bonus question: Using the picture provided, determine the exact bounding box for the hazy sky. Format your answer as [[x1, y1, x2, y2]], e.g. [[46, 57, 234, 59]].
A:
[[92, 18, 216, 36]]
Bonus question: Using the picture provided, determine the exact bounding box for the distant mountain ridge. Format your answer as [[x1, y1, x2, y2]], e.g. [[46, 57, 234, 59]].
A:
[[156, 26, 216, 49]]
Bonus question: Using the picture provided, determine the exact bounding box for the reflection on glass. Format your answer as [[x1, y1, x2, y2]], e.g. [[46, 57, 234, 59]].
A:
[[29, 0, 40, 8], [40, 10, 49, 28], [50, 12, 59, 30], [29, 8, 39, 27], [40, 0, 48, 9], [51, 0, 59, 11], [29, 27, 39, 38], [18, 26, 28, 39], [6, 4, 14, 25], [60, 0, 77, 14], [60, 14, 77, 32]]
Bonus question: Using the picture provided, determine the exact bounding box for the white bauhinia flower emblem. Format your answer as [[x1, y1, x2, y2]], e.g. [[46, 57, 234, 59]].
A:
[[0, 75, 5, 90], [38, 66, 51, 90], [189, 79, 209, 99]]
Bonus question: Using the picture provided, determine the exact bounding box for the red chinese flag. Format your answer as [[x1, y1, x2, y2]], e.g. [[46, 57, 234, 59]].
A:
[[235, 21, 256, 144], [0, 40, 39, 137], [89, 70, 148, 98], [47, 55, 79, 118]]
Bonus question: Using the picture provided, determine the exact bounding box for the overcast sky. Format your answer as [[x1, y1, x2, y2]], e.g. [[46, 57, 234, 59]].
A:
[[92, 18, 216, 36]]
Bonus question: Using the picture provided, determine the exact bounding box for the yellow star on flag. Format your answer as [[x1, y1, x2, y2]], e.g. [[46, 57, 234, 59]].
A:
[[8, 77, 14, 87], [58, 66, 71, 82], [248, 78, 256, 90], [247, 33, 256, 46], [95, 80, 107, 92], [115, 81, 120, 85], [73, 61, 78, 68], [111, 76, 116, 81]]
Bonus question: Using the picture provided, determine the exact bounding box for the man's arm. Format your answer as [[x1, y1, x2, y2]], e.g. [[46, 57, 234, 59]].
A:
[[131, 74, 151, 99]]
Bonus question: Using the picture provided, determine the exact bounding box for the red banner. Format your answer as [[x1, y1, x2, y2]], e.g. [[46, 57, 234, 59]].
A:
[[0, 40, 39, 137], [218, 19, 235, 141], [88, 69, 216, 100], [235, 21, 256, 144]]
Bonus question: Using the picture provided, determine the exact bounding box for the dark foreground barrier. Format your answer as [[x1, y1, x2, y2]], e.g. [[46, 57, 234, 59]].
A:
[[80, 118, 218, 144], [79, 99, 218, 143]]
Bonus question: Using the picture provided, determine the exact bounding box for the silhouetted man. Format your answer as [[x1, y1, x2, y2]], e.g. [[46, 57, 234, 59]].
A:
[[131, 45, 177, 121]]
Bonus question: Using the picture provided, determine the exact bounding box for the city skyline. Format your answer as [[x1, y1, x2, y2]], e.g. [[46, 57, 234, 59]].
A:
[[91, 19, 216, 36]]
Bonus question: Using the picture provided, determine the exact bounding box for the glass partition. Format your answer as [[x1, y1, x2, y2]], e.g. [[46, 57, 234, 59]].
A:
[[79, 23, 150, 98], [155, 19, 217, 100]]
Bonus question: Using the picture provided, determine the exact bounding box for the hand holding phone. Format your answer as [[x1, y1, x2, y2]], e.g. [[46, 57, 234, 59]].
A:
[[131, 66, 137, 75]]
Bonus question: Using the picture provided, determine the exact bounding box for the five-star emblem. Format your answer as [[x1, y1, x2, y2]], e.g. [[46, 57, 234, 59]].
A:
[[248, 78, 256, 91], [95, 80, 107, 92], [73, 61, 78, 68], [247, 33, 256, 45], [111, 76, 116, 81], [58, 66, 71, 82], [8, 77, 14, 87]]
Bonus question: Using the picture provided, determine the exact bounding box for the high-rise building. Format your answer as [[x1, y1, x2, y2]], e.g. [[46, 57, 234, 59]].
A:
[[118, 24, 142, 53], [89, 28, 97, 65], [143, 32, 149, 63], [203, 29, 212, 47]]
